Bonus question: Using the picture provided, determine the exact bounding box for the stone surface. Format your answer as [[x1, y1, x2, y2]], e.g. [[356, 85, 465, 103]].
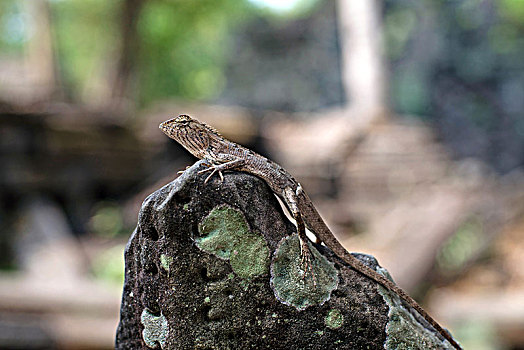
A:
[[116, 159, 453, 349]]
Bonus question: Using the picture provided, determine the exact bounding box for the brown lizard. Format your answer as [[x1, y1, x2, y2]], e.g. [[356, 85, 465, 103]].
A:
[[159, 114, 462, 349]]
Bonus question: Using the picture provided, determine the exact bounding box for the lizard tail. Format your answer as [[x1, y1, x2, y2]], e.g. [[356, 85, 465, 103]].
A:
[[297, 192, 462, 349], [342, 252, 462, 350]]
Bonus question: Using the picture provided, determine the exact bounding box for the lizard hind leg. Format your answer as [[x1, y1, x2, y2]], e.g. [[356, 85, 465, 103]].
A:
[[297, 215, 317, 286], [284, 187, 317, 285]]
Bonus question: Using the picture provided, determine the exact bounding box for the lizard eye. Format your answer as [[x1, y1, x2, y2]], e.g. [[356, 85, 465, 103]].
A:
[[175, 114, 192, 125]]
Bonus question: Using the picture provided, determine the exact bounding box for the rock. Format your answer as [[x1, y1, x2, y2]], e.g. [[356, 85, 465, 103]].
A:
[[116, 160, 456, 349]]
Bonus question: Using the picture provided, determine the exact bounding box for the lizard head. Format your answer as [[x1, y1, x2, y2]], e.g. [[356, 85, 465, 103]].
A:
[[159, 114, 220, 157]]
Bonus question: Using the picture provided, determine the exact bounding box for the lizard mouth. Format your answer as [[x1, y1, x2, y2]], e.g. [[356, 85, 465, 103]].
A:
[[159, 118, 175, 129], [159, 120, 169, 130], [159, 118, 180, 133]]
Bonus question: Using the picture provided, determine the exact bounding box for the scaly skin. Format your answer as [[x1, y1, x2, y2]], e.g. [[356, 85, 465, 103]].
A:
[[159, 114, 462, 350]]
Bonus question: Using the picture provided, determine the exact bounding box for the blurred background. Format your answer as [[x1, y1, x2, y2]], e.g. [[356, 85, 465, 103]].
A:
[[1, 0, 524, 348]]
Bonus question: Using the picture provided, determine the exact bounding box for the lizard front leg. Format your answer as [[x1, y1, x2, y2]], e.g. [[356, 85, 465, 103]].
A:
[[198, 157, 244, 183], [284, 187, 316, 285]]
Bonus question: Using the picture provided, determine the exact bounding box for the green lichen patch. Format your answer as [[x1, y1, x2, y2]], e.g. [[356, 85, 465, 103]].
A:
[[437, 216, 484, 274], [159, 254, 174, 272], [325, 309, 344, 329], [377, 267, 456, 349], [270, 234, 339, 311], [197, 205, 269, 280], [141, 309, 168, 349]]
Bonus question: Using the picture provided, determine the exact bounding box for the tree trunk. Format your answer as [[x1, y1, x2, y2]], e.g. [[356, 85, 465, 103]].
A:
[[24, 0, 60, 102], [337, 0, 388, 122], [109, 0, 145, 112]]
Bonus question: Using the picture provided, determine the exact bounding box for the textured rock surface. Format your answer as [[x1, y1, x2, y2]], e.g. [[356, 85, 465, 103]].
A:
[[115, 160, 453, 349]]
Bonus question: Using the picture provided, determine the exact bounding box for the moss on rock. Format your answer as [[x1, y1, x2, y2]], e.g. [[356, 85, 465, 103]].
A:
[[270, 234, 339, 311], [197, 205, 269, 280]]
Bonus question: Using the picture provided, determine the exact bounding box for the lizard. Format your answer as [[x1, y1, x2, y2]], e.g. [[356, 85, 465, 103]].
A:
[[159, 114, 462, 350]]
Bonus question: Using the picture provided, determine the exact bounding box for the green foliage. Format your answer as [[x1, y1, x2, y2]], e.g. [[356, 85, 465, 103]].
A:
[[453, 320, 500, 350], [0, 0, 254, 105], [384, 7, 417, 60], [437, 217, 484, 274], [498, 0, 524, 24], [137, 0, 253, 106], [51, 0, 120, 100], [390, 67, 429, 115], [89, 201, 125, 238], [0, 0, 323, 108], [91, 244, 125, 285]]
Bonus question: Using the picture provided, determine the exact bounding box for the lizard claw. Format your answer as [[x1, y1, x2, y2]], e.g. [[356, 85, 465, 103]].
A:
[[198, 159, 243, 184], [199, 166, 224, 184], [177, 165, 191, 174]]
